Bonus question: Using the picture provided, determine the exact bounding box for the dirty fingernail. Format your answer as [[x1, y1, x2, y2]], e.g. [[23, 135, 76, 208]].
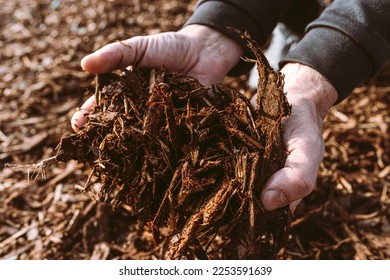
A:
[[263, 189, 287, 211]]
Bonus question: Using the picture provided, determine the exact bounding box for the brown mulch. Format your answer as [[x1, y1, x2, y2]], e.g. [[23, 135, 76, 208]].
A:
[[0, 0, 389, 260]]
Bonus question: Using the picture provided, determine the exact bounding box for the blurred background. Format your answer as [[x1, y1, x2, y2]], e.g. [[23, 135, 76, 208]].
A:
[[0, 0, 389, 259]]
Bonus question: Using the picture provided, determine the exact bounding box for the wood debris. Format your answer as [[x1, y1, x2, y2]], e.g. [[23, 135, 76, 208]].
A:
[[0, 0, 388, 260], [51, 30, 292, 259]]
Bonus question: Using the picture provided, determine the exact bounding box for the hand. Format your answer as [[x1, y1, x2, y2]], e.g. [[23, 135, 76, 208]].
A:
[[71, 25, 243, 131], [257, 63, 338, 210], [71, 25, 338, 212]]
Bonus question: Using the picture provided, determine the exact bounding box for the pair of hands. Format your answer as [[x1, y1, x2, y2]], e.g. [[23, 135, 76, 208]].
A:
[[71, 25, 338, 211]]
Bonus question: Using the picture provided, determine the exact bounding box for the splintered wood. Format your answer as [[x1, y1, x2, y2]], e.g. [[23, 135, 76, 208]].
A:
[[54, 32, 292, 259]]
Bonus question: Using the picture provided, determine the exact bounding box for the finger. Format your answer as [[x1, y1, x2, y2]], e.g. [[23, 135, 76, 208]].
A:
[[80, 36, 148, 74], [80, 33, 193, 74], [71, 95, 96, 132], [290, 199, 302, 210], [261, 131, 324, 210]]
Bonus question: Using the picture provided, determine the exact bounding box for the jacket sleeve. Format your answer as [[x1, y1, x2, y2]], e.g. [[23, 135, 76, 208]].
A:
[[184, 1, 390, 102], [280, 0, 390, 102], [184, 0, 295, 76]]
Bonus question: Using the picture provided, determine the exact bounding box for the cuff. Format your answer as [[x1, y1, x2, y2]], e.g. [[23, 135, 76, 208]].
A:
[[280, 27, 372, 102], [184, 0, 292, 76]]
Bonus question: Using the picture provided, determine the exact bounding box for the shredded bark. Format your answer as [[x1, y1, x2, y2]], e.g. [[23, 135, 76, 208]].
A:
[[1, 0, 388, 261], [52, 31, 292, 259]]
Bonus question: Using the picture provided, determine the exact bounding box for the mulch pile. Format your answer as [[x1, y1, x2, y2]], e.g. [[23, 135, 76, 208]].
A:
[[0, 0, 389, 260]]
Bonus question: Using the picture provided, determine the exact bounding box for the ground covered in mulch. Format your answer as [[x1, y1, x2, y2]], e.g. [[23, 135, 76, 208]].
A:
[[1, 0, 389, 260]]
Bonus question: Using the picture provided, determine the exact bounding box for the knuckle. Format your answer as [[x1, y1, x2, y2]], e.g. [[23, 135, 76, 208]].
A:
[[298, 175, 315, 197]]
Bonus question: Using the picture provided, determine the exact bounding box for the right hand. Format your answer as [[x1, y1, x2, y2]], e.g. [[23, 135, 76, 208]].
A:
[[258, 63, 338, 211], [71, 25, 244, 131]]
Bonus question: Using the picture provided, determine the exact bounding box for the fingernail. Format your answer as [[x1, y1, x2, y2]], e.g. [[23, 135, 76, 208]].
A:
[[263, 190, 287, 211], [80, 56, 89, 70]]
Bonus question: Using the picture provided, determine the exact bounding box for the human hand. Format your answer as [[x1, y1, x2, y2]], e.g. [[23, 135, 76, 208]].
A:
[[71, 25, 243, 131], [71, 26, 337, 212], [257, 63, 338, 210]]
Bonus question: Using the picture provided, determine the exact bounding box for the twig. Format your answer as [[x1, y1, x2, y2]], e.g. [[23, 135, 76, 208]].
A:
[[0, 242, 35, 260], [0, 222, 39, 249], [341, 223, 373, 260], [5, 156, 57, 180]]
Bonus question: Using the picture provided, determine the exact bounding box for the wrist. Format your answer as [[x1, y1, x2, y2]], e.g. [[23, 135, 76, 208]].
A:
[[281, 63, 338, 123]]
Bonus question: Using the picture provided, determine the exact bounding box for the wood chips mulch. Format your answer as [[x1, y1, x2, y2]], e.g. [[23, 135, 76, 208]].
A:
[[0, 0, 389, 260]]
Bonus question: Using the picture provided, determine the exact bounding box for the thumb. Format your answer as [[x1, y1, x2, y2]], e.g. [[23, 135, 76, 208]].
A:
[[261, 124, 325, 210]]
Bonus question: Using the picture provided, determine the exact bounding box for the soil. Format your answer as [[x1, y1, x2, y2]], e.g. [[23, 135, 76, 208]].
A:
[[0, 0, 389, 260]]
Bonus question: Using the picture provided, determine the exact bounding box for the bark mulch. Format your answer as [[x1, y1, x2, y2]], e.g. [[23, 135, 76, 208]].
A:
[[0, 0, 388, 260]]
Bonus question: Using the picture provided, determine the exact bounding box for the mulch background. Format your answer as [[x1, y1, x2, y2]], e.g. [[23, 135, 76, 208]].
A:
[[1, 0, 389, 260]]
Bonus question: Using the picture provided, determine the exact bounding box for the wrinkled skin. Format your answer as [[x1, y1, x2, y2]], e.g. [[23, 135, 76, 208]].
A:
[[71, 25, 337, 211]]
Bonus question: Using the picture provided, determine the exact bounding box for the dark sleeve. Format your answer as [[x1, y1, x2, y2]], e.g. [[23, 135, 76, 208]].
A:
[[184, 0, 295, 76], [281, 0, 390, 102]]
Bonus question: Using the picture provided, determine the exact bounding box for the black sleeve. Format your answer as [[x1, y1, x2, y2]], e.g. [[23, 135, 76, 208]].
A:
[[184, 0, 295, 76], [185, 0, 390, 102], [281, 0, 390, 101]]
